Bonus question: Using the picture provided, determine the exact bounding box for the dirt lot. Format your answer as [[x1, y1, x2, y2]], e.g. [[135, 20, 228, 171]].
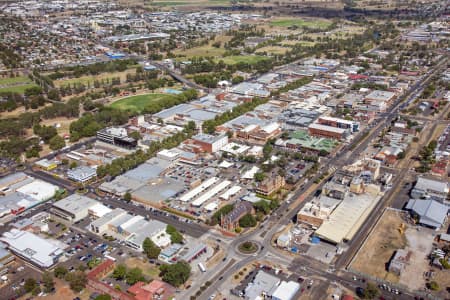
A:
[[125, 257, 160, 279], [350, 209, 407, 283], [399, 227, 434, 290]]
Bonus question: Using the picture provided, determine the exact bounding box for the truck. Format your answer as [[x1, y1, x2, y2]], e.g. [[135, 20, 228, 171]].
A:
[[198, 263, 206, 273]]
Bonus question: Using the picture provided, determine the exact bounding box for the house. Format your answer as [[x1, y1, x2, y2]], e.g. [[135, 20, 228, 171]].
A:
[[221, 201, 254, 231], [127, 280, 175, 300], [405, 199, 448, 229]]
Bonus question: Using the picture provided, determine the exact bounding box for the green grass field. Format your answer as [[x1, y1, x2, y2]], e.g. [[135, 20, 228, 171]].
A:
[[270, 18, 331, 29], [110, 93, 178, 113], [0, 83, 39, 94], [217, 55, 270, 65], [0, 76, 33, 86], [53, 69, 135, 88]]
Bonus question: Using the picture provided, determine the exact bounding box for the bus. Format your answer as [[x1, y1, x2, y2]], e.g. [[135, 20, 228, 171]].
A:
[[105, 254, 116, 262], [198, 263, 206, 273]]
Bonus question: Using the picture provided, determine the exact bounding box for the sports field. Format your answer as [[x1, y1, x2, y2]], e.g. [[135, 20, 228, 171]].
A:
[[53, 69, 134, 88], [110, 93, 178, 113], [0, 76, 38, 94], [270, 18, 331, 29], [217, 55, 269, 65]]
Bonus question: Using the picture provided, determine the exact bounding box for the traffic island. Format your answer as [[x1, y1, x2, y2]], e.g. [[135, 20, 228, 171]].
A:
[[238, 241, 259, 255]]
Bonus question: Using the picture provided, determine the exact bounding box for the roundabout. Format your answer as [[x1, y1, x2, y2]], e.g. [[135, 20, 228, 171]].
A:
[[237, 241, 259, 255]]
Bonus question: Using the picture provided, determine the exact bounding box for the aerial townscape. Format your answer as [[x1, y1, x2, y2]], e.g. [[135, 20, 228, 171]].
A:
[[0, 0, 449, 300]]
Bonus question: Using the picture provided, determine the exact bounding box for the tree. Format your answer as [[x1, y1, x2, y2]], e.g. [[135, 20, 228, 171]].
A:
[[112, 264, 127, 280], [95, 295, 112, 300], [54, 266, 68, 279], [123, 192, 132, 202], [363, 282, 380, 299], [166, 225, 183, 243], [42, 271, 55, 293], [49, 135, 65, 150], [69, 161, 78, 169], [239, 214, 257, 228], [24, 278, 37, 293], [428, 281, 440, 291], [143, 237, 161, 259], [159, 261, 191, 287], [126, 267, 145, 285], [129, 131, 141, 140], [254, 172, 265, 182], [397, 151, 406, 159], [65, 271, 87, 293]]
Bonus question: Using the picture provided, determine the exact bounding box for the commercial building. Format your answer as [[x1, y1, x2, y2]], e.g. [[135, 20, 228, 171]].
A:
[[51, 194, 111, 223], [34, 159, 58, 171], [255, 175, 285, 196], [191, 133, 228, 153], [317, 116, 359, 133], [271, 281, 301, 300], [90, 208, 169, 251], [276, 130, 339, 154], [0, 245, 14, 276], [411, 177, 449, 203], [0, 173, 59, 218], [244, 270, 280, 300], [405, 199, 448, 229], [308, 123, 348, 140], [0, 229, 63, 268], [67, 165, 97, 183], [97, 127, 137, 149]]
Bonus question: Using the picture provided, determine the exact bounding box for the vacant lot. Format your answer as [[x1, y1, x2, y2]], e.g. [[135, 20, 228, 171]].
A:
[[350, 209, 407, 283], [270, 18, 332, 30], [53, 69, 135, 88], [126, 257, 160, 279], [174, 44, 226, 58], [110, 93, 178, 113], [218, 55, 269, 65], [256, 46, 289, 55]]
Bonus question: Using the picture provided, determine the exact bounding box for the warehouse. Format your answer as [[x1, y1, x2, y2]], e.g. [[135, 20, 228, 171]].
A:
[[0, 229, 63, 268], [51, 194, 111, 223], [272, 281, 301, 300]]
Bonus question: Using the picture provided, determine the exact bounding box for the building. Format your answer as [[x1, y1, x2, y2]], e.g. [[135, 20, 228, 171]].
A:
[[271, 281, 301, 300], [0, 229, 63, 268], [178, 243, 207, 263], [97, 127, 137, 149], [191, 133, 228, 153], [276, 130, 339, 154], [244, 270, 280, 300], [308, 123, 348, 140], [411, 177, 449, 203], [34, 159, 58, 171], [388, 249, 411, 276], [256, 175, 285, 196], [51, 194, 111, 223], [221, 201, 254, 231], [67, 166, 97, 183], [128, 280, 175, 300], [317, 116, 359, 133], [405, 199, 448, 229], [0, 245, 14, 275]]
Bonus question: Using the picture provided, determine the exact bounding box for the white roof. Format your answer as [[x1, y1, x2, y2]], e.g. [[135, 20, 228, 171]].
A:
[[0, 229, 62, 268], [53, 194, 99, 215], [204, 202, 218, 212], [271, 281, 301, 300], [315, 191, 382, 244], [308, 123, 347, 134], [192, 180, 231, 207], [179, 177, 219, 202], [219, 186, 242, 200], [261, 122, 279, 134], [219, 161, 234, 168], [16, 180, 58, 202], [157, 149, 180, 159], [88, 203, 112, 218], [320, 116, 355, 126], [242, 166, 260, 179], [242, 124, 258, 133]]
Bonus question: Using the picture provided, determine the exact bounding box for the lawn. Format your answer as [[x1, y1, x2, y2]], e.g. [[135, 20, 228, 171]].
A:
[[217, 55, 270, 65], [0, 76, 33, 86], [0, 83, 39, 94], [110, 93, 178, 113], [126, 257, 160, 279], [270, 18, 332, 30]]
